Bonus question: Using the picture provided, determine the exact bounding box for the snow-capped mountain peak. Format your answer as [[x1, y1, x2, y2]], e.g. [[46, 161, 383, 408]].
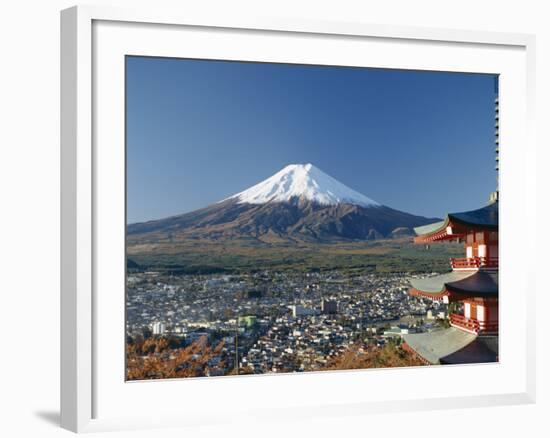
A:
[[226, 163, 380, 207]]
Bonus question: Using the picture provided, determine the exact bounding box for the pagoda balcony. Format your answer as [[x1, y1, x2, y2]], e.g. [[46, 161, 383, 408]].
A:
[[449, 313, 499, 335], [450, 257, 498, 270]]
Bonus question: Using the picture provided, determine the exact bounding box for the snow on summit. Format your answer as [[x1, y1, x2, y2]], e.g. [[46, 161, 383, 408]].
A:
[[227, 163, 380, 207]]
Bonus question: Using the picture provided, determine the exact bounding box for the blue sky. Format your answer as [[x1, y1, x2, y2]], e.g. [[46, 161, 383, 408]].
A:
[[126, 56, 497, 223]]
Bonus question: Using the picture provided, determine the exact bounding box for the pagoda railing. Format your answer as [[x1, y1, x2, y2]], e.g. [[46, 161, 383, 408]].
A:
[[449, 313, 499, 334], [450, 257, 498, 270]]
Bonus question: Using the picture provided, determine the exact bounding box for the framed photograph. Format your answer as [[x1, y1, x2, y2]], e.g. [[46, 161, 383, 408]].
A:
[[61, 5, 536, 433]]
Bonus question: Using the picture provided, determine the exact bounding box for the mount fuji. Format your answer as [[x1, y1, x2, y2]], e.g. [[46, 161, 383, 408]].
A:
[[224, 163, 380, 208], [127, 163, 438, 243]]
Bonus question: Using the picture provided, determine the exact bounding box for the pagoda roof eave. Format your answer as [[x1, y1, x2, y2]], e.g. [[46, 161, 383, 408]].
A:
[[409, 287, 449, 301], [409, 271, 475, 294], [413, 201, 499, 242], [409, 271, 499, 300], [448, 201, 498, 230], [439, 335, 498, 364], [445, 271, 499, 297], [413, 220, 447, 239], [413, 217, 463, 243], [402, 328, 476, 364], [403, 328, 498, 365]]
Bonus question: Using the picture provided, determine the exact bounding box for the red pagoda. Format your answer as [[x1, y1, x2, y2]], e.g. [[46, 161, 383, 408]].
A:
[[403, 201, 499, 364], [403, 87, 499, 365]]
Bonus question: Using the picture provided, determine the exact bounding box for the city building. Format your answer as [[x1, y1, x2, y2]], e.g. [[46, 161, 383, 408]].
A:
[[290, 305, 318, 318], [151, 321, 166, 335], [238, 315, 258, 328], [321, 299, 338, 315]]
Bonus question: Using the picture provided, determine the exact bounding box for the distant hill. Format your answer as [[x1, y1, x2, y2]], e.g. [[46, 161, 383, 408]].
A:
[[127, 258, 141, 270]]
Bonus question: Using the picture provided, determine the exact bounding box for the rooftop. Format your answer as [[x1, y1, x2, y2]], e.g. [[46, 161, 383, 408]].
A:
[[410, 271, 498, 300], [414, 201, 498, 242], [403, 327, 498, 364]]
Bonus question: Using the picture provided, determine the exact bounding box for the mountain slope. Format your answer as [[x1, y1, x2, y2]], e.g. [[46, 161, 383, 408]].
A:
[[128, 163, 438, 244]]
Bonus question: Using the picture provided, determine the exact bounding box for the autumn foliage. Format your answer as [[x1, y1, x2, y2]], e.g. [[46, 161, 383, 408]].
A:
[[325, 342, 425, 370], [126, 336, 424, 380], [126, 336, 225, 380]]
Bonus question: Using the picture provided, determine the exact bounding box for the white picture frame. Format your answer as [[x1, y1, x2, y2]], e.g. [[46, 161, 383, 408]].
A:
[[61, 4, 536, 433]]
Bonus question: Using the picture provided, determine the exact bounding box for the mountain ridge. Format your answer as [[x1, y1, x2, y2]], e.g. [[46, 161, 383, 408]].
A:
[[128, 163, 438, 243]]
